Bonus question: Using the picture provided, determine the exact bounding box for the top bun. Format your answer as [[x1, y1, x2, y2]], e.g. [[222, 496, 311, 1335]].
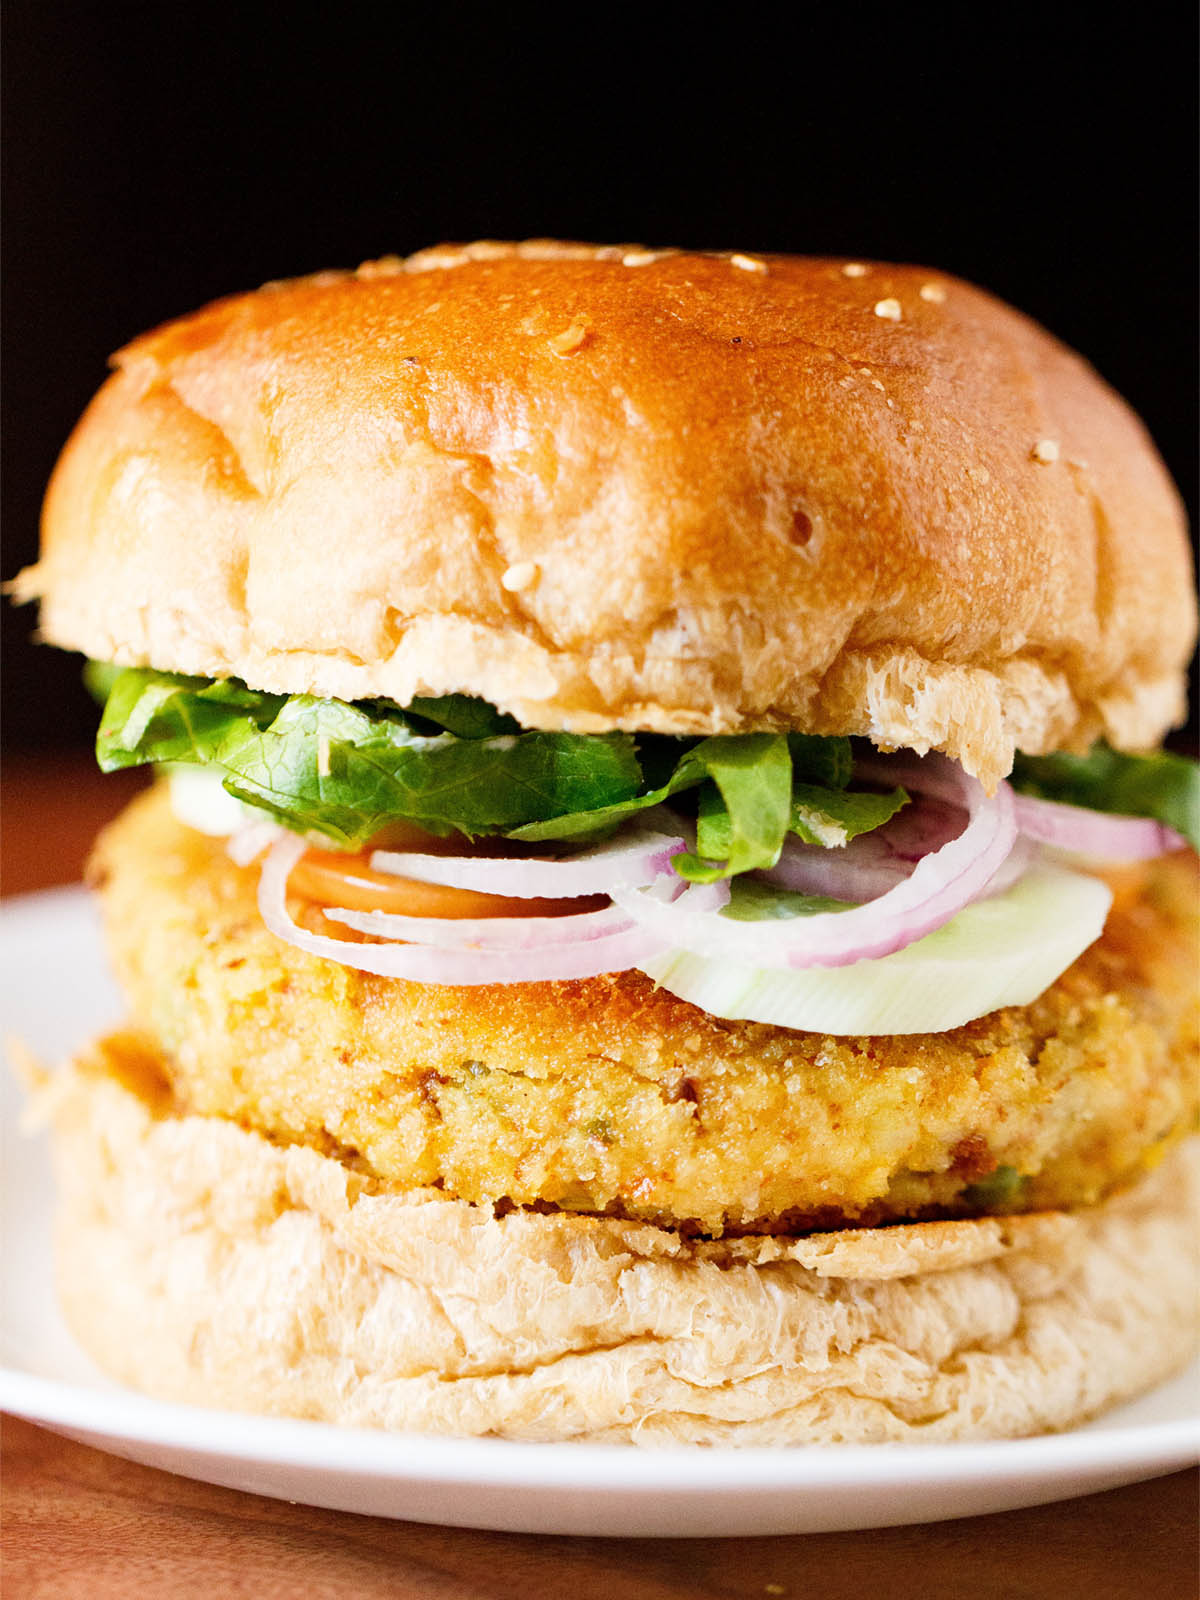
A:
[[18, 241, 1194, 786]]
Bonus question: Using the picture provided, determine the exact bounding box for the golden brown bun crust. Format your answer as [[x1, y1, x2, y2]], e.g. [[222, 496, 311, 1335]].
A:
[[19, 241, 1195, 784], [37, 1035, 1200, 1444]]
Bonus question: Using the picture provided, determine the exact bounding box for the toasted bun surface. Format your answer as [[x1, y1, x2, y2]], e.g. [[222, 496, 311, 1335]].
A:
[[18, 241, 1194, 785], [38, 1035, 1200, 1444]]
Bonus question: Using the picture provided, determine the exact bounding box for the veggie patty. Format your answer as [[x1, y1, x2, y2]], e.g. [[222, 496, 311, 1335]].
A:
[[90, 784, 1199, 1234]]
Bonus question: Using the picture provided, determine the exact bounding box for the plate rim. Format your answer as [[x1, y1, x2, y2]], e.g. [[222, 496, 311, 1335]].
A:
[[4, 1364, 1198, 1492]]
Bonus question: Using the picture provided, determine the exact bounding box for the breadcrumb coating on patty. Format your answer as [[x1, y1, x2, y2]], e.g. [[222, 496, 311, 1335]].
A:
[[90, 785, 1199, 1234]]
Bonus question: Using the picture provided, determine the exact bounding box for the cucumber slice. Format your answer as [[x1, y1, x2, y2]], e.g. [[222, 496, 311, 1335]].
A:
[[636, 863, 1112, 1035]]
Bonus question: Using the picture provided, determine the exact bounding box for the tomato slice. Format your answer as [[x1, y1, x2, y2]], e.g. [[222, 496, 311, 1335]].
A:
[[290, 849, 605, 920]]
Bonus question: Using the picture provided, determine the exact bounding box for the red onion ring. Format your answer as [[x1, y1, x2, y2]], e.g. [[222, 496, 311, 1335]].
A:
[[227, 819, 282, 867], [763, 795, 1034, 905], [258, 833, 673, 985], [978, 831, 1037, 896], [1012, 792, 1187, 861], [324, 898, 637, 949], [762, 842, 909, 902], [852, 755, 966, 808], [615, 756, 1018, 969], [370, 827, 684, 899], [762, 796, 965, 902], [244, 754, 1114, 987]]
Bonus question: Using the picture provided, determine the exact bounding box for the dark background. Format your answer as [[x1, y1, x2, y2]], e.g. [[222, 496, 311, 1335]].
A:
[[4, 6, 1196, 753]]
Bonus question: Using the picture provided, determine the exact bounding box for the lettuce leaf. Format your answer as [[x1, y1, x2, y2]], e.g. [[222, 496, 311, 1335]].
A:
[[402, 696, 521, 739], [88, 665, 908, 871], [673, 734, 794, 881], [96, 670, 642, 848], [787, 783, 910, 847], [677, 774, 908, 879], [97, 671, 286, 768], [505, 743, 701, 843], [82, 658, 124, 705], [719, 878, 852, 920], [1011, 745, 1200, 852], [517, 731, 872, 879], [786, 732, 853, 790]]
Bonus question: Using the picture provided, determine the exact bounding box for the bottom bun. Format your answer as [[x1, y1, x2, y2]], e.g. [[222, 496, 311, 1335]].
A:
[[39, 1032, 1200, 1445]]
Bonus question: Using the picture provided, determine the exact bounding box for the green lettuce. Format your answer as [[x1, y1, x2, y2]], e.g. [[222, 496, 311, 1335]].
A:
[[676, 769, 908, 882], [96, 670, 641, 848], [89, 665, 910, 872], [719, 878, 852, 920], [1011, 745, 1200, 852], [507, 730, 856, 858], [673, 734, 794, 881], [787, 783, 910, 847]]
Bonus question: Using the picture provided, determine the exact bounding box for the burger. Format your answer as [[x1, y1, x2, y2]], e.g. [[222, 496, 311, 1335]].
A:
[[13, 241, 1199, 1444]]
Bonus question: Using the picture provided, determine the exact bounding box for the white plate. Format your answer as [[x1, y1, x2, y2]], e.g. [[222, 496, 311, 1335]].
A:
[[1, 886, 1197, 1537]]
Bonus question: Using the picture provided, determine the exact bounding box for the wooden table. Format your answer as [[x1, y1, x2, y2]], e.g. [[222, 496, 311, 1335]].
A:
[[3, 754, 1197, 1599]]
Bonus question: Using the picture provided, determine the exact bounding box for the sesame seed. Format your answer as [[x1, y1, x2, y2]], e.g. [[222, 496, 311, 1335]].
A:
[[730, 253, 768, 273], [873, 298, 902, 322], [1032, 439, 1060, 464], [405, 245, 471, 272], [548, 319, 591, 356], [501, 561, 540, 593], [842, 262, 869, 278], [919, 282, 947, 303], [356, 256, 404, 280], [621, 249, 659, 267]]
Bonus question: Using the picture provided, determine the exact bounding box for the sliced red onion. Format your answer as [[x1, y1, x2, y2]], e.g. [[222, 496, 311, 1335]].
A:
[[258, 833, 671, 985], [1013, 792, 1187, 861], [872, 794, 967, 860], [370, 828, 685, 899], [852, 754, 967, 808], [763, 837, 909, 902], [323, 898, 637, 949], [664, 879, 731, 917], [763, 797, 965, 903], [981, 831, 1036, 896], [763, 795, 1033, 906], [228, 819, 283, 867], [616, 755, 1018, 970]]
